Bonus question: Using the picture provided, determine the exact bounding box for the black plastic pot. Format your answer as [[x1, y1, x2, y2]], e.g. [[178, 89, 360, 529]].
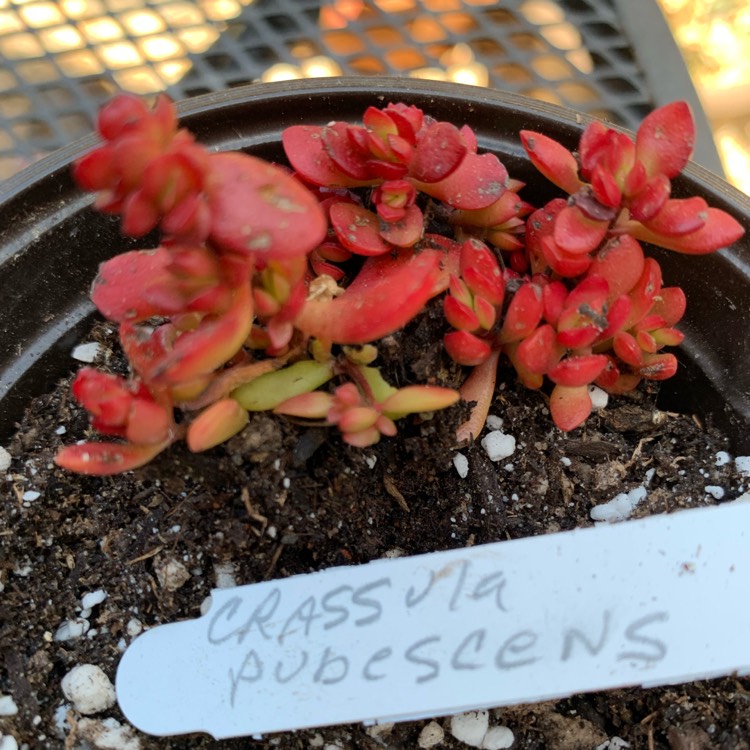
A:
[[1, 78, 749, 449]]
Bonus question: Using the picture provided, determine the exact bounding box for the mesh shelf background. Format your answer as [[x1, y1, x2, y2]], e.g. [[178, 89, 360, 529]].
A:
[[0, 0, 680, 179]]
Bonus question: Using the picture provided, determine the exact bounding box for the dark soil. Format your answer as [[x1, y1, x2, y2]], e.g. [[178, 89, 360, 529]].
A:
[[2, 313, 750, 750]]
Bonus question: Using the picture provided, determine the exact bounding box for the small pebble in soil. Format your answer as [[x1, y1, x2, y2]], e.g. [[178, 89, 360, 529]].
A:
[[154, 557, 191, 591], [0, 694, 18, 716], [481, 431, 516, 462], [0, 446, 11, 472], [61, 664, 116, 715], [418, 721, 445, 748], [453, 452, 469, 478]]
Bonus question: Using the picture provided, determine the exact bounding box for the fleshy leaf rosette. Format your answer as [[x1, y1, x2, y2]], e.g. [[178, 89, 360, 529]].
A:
[[520, 102, 744, 263], [55, 93, 746, 473]]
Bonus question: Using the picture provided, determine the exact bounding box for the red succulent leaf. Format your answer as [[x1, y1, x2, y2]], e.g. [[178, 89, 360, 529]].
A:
[[526, 198, 566, 274], [410, 121, 467, 183], [459, 239, 505, 306], [594, 355, 620, 390], [296, 249, 442, 344], [330, 201, 393, 255], [449, 275, 473, 307], [119, 321, 173, 383], [91, 247, 175, 323], [154, 281, 254, 385], [382, 103, 423, 143], [591, 164, 622, 207], [282, 125, 369, 188], [636, 207, 745, 254], [416, 151, 508, 210], [542, 280, 567, 325], [379, 204, 425, 248], [627, 173, 671, 222], [505, 341, 544, 390], [444, 329, 492, 366], [322, 121, 373, 180], [73, 147, 118, 192], [638, 352, 679, 380], [373, 179, 416, 221], [579, 121, 611, 175], [541, 235, 593, 277], [650, 287, 686, 326], [456, 349, 501, 443], [588, 235, 645, 299], [641, 196, 708, 237], [597, 294, 632, 342], [499, 282, 544, 344], [636, 330, 659, 353], [207, 152, 327, 259], [186, 398, 249, 452], [635, 101, 695, 179], [624, 160, 648, 196], [474, 296, 497, 331], [549, 384, 592, 432], [520, 130, 583, 194], [613, 331, 645, 367], [651, 327, 685, 347], [563, 273, 609, 310], [121, 189, 160, 237], [126, 397, 173, 445], [554, 205, 609, 255], [549, 354, 608, 387], [444, 294, 480, 331], [54, 441, 169, 476], [452, 186, 531, 229], [516, 324, 561, 374], [556, 325, 599, 350], [625, 258, 663, 328]]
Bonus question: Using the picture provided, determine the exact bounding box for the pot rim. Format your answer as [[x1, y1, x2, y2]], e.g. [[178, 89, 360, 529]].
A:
[[3, 77, 749, 214]]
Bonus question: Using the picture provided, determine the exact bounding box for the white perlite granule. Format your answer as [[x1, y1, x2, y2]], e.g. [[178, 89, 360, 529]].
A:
[[450, 710, 489, 747], [481, 431, 516, 462], [705, 485, 726, 500], [449, 711, 514, 749], [452, 452, 469, 478], [0, 694, 18, 716], [736, 456, 750, 477], [0, 447, 11, 472], [588, 385, 609, 410], [590, 485, 649, 523], [61, 664, 116, 715], [71, 342, 102, 363]]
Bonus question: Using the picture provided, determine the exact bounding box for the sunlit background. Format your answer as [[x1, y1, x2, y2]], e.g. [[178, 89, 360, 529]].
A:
[[0, 0, 747, 192]]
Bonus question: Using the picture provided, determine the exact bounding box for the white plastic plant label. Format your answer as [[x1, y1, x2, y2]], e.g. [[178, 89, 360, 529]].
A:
[[117, 502, 750, 739]]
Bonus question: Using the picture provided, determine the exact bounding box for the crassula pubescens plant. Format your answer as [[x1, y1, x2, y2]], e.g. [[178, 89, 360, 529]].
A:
[[54, 95, 745, 475]]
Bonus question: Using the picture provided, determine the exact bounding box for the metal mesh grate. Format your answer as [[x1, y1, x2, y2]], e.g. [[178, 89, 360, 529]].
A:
[[0, 0, 662, 179]]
